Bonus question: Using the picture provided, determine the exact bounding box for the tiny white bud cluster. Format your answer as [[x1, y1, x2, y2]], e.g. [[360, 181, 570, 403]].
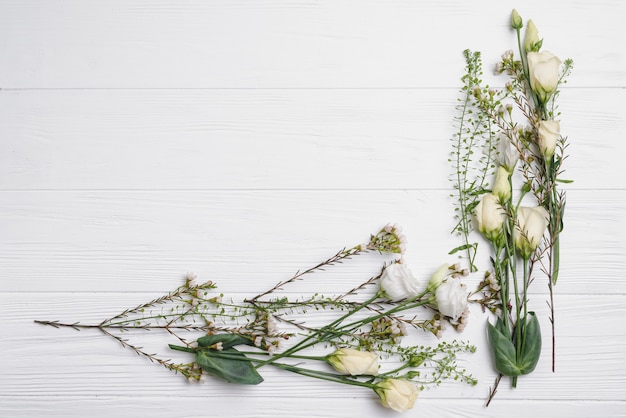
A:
[[368, 223, 407, 255], [454, 308, 471, 332]]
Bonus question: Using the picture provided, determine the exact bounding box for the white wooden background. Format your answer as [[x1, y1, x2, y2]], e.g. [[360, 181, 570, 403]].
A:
[[2, 0, 625, 416]]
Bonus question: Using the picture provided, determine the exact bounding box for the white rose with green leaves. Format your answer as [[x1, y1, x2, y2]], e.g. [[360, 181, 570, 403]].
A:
[[474, 194, 506, 242], [492, 166, 512, 202], [527, 51, 562, 103], [514, 206, 549, 258], [538, 119, 561, 158], [374, 379, 419, 412], [326, 348, 379, 376]]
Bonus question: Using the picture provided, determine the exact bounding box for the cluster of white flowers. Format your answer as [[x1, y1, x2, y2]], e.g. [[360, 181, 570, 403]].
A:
[[366, 223, 407, 255], [379, 261, 470, 329]]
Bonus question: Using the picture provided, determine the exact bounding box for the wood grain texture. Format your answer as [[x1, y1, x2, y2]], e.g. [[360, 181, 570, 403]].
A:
[[0, 89, 623, 190], [1, 190, 624, 294], [0, 0, 623, 88], [1, 397, 624, 418], [4, 294, 625, 400], [1, 0, 625, 417]]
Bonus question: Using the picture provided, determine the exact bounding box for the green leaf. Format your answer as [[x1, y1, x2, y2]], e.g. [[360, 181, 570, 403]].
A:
[[448, 243, 475, 255], [555, 178, 574, 184], [487, 321, 521, 377], [195, 347, 264, 385], [518, 312, 542, 375], [197, 334, 254, 349]]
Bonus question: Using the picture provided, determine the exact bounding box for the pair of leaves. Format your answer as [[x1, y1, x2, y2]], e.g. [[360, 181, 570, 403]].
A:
[[487, 313, 541, 377], [195, 347, 264, 385], [189, 333, 264, 385]]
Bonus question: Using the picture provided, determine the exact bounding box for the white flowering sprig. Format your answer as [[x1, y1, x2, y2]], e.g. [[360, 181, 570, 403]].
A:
[[453, 9, 573, 404], [36, 225, 475, 413]]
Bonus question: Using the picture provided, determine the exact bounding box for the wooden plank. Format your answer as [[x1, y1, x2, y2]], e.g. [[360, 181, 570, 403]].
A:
[[0, 88, 622, 190], [1, 396, 624, 418], [1, 190, 623, 294], [0, 0, 623, 88], [3, 293, 625, 401]]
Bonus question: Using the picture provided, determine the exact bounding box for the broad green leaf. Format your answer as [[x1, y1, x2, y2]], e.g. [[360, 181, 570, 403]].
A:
[[495, 317, 509, 338], [518, 312, 542, 375], [195, 348, 264, 385], [197, 334, 254, 349], [487, 321, 521, 377]]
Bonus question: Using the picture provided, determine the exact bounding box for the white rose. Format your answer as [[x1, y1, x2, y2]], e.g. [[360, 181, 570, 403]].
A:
[[435, 279, 469, 321], [527, 51, 562, 103], [538, 119, 561, 158], [496, 135, 519, 173], [374, 379, 419, 412], [474, 194, 506, 242], [492, 166, 512, 202], [514, 206, 549, 259], [379, 263, 420, 301], [326, 348, 379, 376]]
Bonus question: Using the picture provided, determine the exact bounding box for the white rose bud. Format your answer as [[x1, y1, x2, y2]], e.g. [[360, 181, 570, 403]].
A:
[[511, 9, 523, 30], [374, 379, 419, 412], [379, 263, 420, 301], [326, 348, 379, 376], [492, 166, 512, 202], [527, 51, 563, 103], [537, 119, 561, 158], [426, 263, 451, 292], [435, 279, 469, 321], [474, 194, 506, 243], [497, 136, 519, 173], [523, 19, 542, 52], [514, 206, 549, 259]]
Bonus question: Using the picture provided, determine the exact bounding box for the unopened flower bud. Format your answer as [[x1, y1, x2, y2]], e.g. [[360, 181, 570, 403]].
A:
[[474, 194, 506, 243], [327, 348, 379, 376], [492, 166, 512, 202], [427, 263, 451, 292], [514, 206, 549, 259], [374, 379, 419, 413], [524, 20, 543, 52], [538, 119, 561, 158], [408, 355, 425, 367], [511, 9, 523, 30]]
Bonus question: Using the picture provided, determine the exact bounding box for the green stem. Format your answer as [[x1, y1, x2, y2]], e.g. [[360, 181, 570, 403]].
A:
[[379, 363, 411, 377], [491, 243, 509, 335], [337, 291, 431, 336], [254, 292, 381, 368], [169, 344, 196, 354], [177, 348, 376, 389]]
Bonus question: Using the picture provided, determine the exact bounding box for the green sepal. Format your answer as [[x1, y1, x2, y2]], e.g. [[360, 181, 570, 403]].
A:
[[195, 347, 264, 385], [197, 333, 254, 349], [518, 312, 542, 375], [487, 320, 521, 377]]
